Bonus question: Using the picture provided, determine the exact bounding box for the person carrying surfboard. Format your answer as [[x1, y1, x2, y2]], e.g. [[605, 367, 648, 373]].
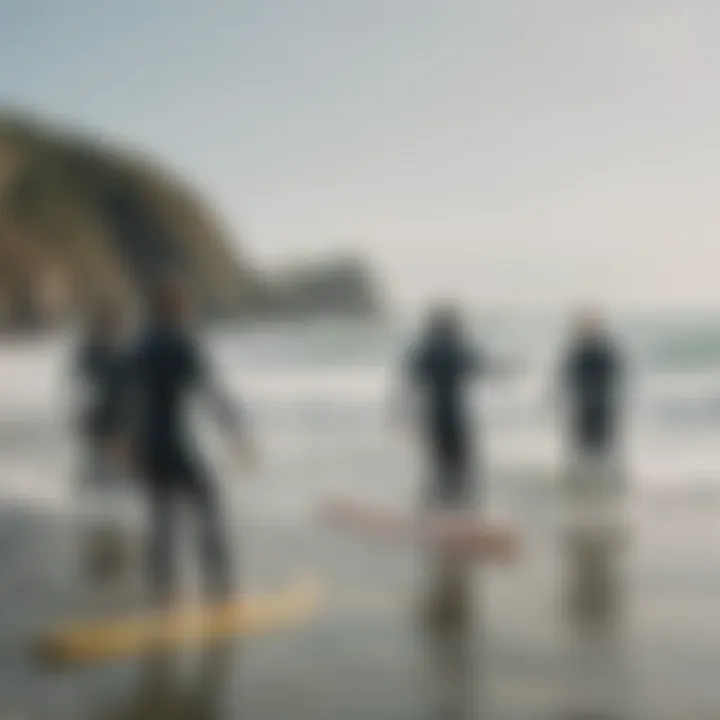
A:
[[118, 272, 254, 606], [393, 303, 516, 510], [320, 304, 520, 566]]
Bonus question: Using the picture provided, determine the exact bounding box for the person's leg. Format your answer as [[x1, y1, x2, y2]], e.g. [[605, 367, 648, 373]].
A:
[[431, 421, 474, 510], [147, 482, 178, 605], [181, 458, 234, 600], [436, 451, 473, 512]]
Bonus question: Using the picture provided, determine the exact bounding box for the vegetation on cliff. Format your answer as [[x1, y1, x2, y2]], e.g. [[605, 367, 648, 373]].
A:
[[0, 112, 256, 329]]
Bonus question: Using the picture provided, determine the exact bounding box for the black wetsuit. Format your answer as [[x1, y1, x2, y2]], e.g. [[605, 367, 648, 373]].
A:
[[406, 335, 483, 506], [126, 325, 240, 599], [562, 336, 622, 453]]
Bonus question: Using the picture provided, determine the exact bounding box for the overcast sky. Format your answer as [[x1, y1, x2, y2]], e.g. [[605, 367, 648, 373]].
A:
[[2, 1, 720, 311]]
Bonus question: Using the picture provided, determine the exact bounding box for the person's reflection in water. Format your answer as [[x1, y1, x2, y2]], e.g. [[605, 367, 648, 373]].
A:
[[566, 529, 622, 627], [419, 556, 480, 720], [98, 643, 237, 720], [563, 522, 630, 719]]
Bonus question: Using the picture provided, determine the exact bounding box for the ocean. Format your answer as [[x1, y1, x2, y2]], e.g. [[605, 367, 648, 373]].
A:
[[2, 314, 720, 512]]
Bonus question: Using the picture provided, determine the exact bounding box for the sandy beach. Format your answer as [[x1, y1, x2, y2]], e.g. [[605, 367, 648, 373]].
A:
[[1, 484, 720, 719]]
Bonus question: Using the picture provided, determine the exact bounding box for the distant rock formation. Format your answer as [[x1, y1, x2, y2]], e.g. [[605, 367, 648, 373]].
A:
[[245, 255, 383, 321]]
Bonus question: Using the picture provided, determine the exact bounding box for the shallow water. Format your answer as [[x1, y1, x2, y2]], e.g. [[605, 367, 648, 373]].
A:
[[3, 324, 720, 718], [3, 494, 720, 719]]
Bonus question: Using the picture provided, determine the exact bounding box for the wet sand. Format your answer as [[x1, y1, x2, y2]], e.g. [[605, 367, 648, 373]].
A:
[[1, 494, 720, 720]]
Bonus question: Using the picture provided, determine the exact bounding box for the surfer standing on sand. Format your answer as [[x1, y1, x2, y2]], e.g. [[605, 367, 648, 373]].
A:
[[559, 310, 626, 514], [394, 303, 516, 511], [119, 273, 253, 606]]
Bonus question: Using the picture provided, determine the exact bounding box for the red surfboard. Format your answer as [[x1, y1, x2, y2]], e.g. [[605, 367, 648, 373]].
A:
[[319, 496, 519, 562]]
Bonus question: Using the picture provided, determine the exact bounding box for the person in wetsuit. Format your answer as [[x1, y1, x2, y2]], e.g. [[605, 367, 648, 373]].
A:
[[73, 299, 133, 577], [561, 312, 623, 458], [397, 304, 512, 508], [559, 310, 626, 511], [123, 275, 251, 604]]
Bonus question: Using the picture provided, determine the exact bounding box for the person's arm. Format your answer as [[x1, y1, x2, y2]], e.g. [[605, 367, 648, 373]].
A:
[[190, 340, 247, 436], [470, 345, 521, 379], [194, 343, 257, 470], [549, 351, 571, 419]]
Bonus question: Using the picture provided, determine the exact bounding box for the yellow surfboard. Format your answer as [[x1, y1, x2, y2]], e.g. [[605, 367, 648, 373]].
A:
[[37, 578, 322, 668]]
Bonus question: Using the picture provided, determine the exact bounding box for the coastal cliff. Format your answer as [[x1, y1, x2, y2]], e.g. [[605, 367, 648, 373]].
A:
[[0, 113, 381, 331]]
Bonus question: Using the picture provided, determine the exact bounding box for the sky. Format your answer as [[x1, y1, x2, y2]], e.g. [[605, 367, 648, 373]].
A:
[[1, 0, 720, 312]]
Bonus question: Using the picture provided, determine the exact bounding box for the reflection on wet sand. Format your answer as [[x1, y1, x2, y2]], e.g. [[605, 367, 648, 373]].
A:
[[562, 521, 630, 720], [419, 556, 479, 720], [97, 643, 237, 720]]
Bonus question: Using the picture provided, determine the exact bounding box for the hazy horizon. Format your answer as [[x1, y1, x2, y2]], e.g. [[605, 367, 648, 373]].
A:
[[2, 1, 720, 313]]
